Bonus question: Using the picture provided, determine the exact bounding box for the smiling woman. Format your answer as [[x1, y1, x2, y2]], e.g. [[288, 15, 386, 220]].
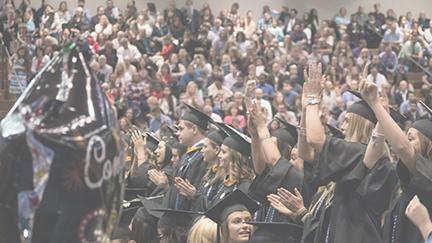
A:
[[204, 189, 260, 243]]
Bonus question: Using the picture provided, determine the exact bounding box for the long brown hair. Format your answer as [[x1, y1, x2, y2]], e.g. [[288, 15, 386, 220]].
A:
[[418, 131, 432, 160], [224, 147, 255, 185]]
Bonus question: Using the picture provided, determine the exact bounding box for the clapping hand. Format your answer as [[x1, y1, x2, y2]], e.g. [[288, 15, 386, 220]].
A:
[[174, 177, 197, 200], [148, 169, 168, 187]]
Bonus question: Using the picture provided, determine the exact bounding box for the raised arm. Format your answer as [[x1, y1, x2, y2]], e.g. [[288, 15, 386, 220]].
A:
[[297, 106, 315, 162], [360, 79, 416, 173], [304, 63, 326, 153], [363, 122, 386, 169], [251, 102, 281, 167], [246, 80, 268, 174]]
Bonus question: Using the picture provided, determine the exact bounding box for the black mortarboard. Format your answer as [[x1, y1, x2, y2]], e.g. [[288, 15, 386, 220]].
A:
[[181, 103, 210, 131], [137, 195, 164, 219], [154, 208, 203, 228], [167, 125, 179, 139], [248, 221, 304, 243], [124, 187, 148, 201], [205, 189, 260, 243], [326, 124, 345, 139], [272, 117, 298, 147], [206, 128, 228, 146], [412, 100, 432, 140], [205, 189, 259, 225], [216, 123, 251, 156], [345, 90, 377, 124], [117, 206, 140, 228], [389, 107, 409, 128], [204, 189, 259, 243], [145, 132, 160, 151]]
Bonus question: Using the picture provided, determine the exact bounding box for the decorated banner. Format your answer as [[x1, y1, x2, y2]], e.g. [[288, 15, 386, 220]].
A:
[[0, 42, 124, 243]]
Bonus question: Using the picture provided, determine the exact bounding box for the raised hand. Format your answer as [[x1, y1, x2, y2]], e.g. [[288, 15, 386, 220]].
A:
[[130, 129, 146, 165], [303, 62, 323, 98], [249, 101, 268, 128], [245, 80, 257, 109], [174, 177, 197, 200], [359, 78, 379, 106], [405, 195, 432, 241]]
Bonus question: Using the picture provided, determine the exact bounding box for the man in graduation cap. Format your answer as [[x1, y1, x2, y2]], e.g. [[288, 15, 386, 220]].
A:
[[161, 103, 209, 211]]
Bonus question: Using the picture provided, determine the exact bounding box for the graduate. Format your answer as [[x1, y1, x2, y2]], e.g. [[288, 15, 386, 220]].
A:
[[299, 62, 398, 243], [360, 79, 432, 243], [204, 189, 260, 243], [247, 104, 305, 242], [126, 130, 159, 197], [162, 103, 209, 211], [192, 127, 229, 211]]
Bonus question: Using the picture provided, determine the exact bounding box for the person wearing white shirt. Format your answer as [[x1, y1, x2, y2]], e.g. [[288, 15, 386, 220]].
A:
[[252, 88, 273, 123], [367, 66, 388, 92], [117, 37, 141, 63], [97, 55, 113, 83], [203, 105, 222, 123], [94, 15, 112, 36], [223, 65, 239, 90]]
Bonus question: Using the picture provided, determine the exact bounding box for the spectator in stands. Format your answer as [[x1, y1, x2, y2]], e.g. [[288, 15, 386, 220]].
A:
[[382, 21, 404, 46], [398, 33, 423, 70], [379, 45, 398, 73]]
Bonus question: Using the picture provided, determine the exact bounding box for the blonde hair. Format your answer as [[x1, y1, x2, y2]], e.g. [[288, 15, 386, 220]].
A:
[[309, 182, 335, 215], [344, 113, 375, 144], [188, 217, 217, 243]]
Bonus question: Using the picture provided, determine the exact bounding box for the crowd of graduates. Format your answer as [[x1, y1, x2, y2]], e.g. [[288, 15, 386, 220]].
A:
[[2, 0, 432, 243]]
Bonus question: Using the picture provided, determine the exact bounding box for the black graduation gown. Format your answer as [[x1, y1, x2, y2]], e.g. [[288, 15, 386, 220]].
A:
[[192, 168, 219, 212], [306, 137, 397, 243], [382, 154, 432, 243], [147, 165, 174, 198], [206, 179, 252, 210], [249, 157, 303, 242], [249, 157, 304, 223], [162, 145, 207, 210]]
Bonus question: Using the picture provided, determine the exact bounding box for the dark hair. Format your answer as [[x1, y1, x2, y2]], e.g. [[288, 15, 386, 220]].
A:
[[130, 208, 158, 243], [147, 2, 156, 13], [158, 218, 188, 243]]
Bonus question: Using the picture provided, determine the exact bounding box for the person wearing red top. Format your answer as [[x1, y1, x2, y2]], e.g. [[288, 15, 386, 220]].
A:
[[160, 35, 175, 60], [224, 103, 246, 130], [159, 63, 172, 86]]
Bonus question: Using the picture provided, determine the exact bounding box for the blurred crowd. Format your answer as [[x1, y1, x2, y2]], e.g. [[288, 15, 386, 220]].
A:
[[2, 1, 432, 243], [2, 0, 432, 130]]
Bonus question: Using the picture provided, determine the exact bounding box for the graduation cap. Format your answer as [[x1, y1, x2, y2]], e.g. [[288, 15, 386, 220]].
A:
[[389, 107, 409, 128], [167, 125, 179, 139], [206, 128, 229, 146], [124, 187, 148, 201], [326, 124, 345, 139], [145, 132, 160, 151], [344, 90, 377, 124], [412, 100, 432, 140], [181, 103, 210, 131], [117, 206, 140, 228], [247, 221, 304, 243], [204, 189, 260, 243], [273, 117, 298, 147], [215, 123, 251, 157], [154, 208, 203, 228]]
